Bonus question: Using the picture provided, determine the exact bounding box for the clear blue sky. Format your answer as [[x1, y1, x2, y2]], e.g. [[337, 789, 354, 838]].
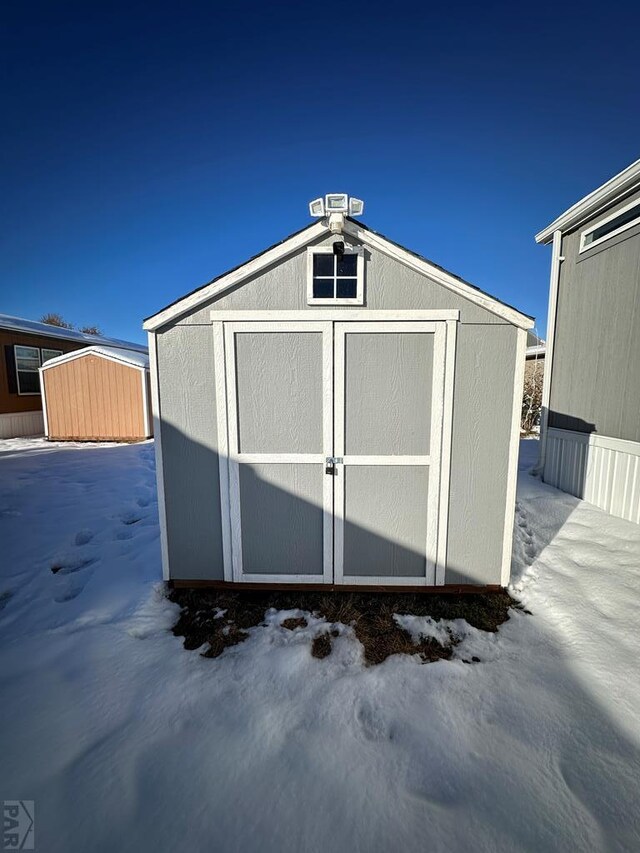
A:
[[2, 0, 639, 344]]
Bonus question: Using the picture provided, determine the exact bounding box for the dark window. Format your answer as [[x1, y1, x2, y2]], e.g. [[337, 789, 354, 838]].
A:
[[583, 202, 640, 247], [310, 251, 361, 301], [14, 345, 41, 394], [336, 279, 358, 298], [312, 278, 334, 299], [313, 254, 334, 277]]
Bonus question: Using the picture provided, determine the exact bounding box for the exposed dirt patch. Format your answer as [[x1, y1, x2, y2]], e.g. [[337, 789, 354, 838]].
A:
[[281, 616, 308, 631], [311, 633, 332, 659], [169, 587, 520, 665]]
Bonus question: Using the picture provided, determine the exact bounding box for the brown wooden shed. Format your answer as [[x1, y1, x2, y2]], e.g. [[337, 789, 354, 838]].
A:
[[40, 346, 152, 441]]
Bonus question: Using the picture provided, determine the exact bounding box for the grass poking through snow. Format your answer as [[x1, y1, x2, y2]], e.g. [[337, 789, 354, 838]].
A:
[[169, 587, 519, 665]]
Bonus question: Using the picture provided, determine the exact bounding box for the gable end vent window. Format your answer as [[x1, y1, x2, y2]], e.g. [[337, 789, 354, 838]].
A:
[[580, 199, 640, 252], [307, 246, 364, 305]]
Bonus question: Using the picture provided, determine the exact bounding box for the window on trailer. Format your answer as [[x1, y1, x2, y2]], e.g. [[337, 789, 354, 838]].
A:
[[580, 198, 640, 252], [14, 346, 41, 394], [41, 348, 63, 363]]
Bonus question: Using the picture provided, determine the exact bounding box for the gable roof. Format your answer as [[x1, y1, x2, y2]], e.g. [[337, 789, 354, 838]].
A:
[[143, 218, 534, 331], [40, 345, 149, 372], [535, 158, 640, 245], [0, 313, 148, 353]]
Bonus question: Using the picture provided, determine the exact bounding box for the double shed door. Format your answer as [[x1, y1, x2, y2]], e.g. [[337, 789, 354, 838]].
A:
[[217, 318, 453, 585]]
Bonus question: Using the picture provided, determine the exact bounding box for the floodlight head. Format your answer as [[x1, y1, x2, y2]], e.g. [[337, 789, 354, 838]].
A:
[[309, 197, 325, 217], [325, 193, 348, 213], [348, 197, 364, 217], [308, 193, 365, 221]]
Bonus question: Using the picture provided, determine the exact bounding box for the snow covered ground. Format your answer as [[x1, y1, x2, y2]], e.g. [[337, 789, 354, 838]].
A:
[[1, 437, 640, 852]]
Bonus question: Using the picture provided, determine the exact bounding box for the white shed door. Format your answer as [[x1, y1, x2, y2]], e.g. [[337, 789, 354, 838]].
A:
[[218, 318, 452, 585], [334, 322, 446, 585]]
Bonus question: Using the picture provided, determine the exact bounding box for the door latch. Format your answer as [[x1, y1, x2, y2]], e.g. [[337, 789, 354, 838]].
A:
[[325, 457, 343, 475]]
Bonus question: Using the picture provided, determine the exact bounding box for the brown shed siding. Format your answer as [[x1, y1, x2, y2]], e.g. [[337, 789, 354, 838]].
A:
[[0, 330, 83, 415], [43, 354, 149, 441]]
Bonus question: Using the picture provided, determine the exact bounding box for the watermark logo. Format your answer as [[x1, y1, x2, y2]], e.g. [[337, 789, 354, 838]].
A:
[[3, 801, 34, 850]]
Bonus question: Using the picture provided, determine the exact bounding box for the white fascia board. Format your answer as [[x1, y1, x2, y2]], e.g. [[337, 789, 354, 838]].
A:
[[343, 221, 534, 330], [143, 221, 329, 331], [535, 158, 640, 244], [526, 345, 546, 357]]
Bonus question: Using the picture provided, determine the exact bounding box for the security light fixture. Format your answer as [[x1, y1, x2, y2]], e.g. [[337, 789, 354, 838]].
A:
[[308, 194, 365, 220], [348, 197, 364, 217], [325, 193, 349, 213]]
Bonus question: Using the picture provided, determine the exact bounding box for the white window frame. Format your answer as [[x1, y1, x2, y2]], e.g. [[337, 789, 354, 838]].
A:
[[306, 246, 364, 305], [41, 347, 63, 364], [579, 196, 640, 253], [14, 345, 42, 396]]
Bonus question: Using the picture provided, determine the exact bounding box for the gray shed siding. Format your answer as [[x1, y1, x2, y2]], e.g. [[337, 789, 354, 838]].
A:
[[156, 326, 224, 580], [156, 239, 519, 585], [549, 186, 640, 443], [178, 234, 507, 325]]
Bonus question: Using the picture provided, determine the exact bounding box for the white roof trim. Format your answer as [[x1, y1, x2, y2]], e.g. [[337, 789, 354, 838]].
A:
[[526, 344, 546, 358], [143, 221, 329, 330], [144, 218, 533, 332], [0, 313, 147, 352], [535, 158, 640, 244], [40, 345, 149, 372], [342, 221, 533, 329]]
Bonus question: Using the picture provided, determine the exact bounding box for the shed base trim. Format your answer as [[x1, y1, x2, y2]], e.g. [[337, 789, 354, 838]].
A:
[[544, 427, 640, 524], [168, 580, 504, 594]]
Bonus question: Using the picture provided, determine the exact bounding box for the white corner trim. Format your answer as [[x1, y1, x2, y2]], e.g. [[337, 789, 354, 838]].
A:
[[212, 323, 233, 582], [141, 370, 152, 438], [435, 319, 457, 584], [535, 158, 640, 244], [143, 221, 329, 331], [148, 332, 170, 582], [342, 220, 534, 330], [501, 326, 528, 586], [40, 370, 50, 438], [538, 230, 562, 473]]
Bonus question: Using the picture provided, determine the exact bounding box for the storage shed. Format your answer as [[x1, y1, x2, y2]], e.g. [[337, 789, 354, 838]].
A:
[[144, 195, 534, 590], [40, 346, 152, 442]]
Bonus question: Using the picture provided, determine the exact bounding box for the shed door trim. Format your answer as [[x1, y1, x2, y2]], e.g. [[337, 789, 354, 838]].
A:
[[222, 321, 334, 584], [213, 313, 457, 586], [333, 321, 447, 585]]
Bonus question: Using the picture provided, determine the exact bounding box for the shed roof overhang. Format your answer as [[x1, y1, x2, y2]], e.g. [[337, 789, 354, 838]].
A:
[[535, 158, 640, 245], [40, 345, 149, 372], [144, 218, 534, 332]]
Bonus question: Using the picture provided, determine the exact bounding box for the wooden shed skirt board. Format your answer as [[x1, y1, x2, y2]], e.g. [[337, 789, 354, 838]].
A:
[[42, 355, 150, 441]]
